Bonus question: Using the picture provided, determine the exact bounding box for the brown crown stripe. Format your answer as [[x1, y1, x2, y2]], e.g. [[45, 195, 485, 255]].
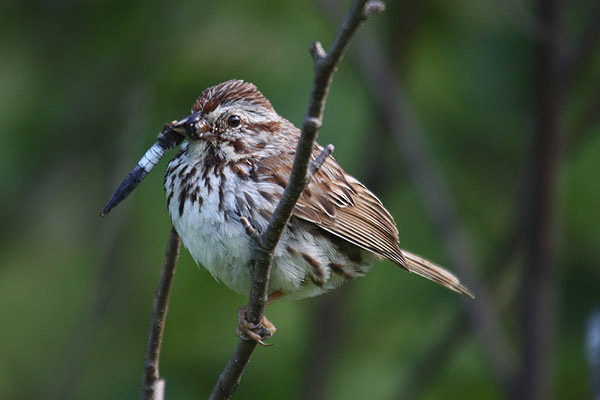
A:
[[192, 80, 273, 114]]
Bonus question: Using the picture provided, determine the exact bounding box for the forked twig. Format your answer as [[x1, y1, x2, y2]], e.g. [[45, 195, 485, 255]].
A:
[[208, 2, 385, 399]]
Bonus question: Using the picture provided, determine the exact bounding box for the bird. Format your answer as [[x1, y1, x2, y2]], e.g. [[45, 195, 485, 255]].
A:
[[158, 79, 472, 342]]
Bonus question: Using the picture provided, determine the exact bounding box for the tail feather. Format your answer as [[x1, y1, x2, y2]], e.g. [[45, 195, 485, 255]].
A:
[[400, 249, 474, 299]]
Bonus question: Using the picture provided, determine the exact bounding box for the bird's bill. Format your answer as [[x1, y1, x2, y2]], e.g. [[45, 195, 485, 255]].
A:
[[170, 116, 188, 134], [179, 111, 211, 140]]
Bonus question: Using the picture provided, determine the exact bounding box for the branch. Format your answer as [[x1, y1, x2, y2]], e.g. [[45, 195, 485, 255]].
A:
[[208, 2, 385, 399], [515, 1, 563, 399], [140, 226, 181, 400]]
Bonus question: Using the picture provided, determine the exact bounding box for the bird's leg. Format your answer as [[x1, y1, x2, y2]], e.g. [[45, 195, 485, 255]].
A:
[[266, 290, 285, 305], [236, 291, 284, 346]]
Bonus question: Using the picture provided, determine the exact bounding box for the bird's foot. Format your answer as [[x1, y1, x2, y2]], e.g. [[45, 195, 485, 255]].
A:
[[236, 306, 276, 346]]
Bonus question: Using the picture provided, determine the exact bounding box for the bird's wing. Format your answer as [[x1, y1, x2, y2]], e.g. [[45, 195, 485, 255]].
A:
[[256, 146, 473, 298]]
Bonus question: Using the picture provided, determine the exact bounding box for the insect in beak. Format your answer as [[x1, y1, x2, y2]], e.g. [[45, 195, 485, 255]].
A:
[[100, 117, 188, 217]]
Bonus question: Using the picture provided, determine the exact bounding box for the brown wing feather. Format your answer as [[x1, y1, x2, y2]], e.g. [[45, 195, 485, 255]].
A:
[[257, 145, 473, 298], [294, 148, 407, 265]]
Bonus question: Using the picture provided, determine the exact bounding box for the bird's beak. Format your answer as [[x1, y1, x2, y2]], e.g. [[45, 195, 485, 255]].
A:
[[171, 111, 211, 140], [170, 118, 187, 134]]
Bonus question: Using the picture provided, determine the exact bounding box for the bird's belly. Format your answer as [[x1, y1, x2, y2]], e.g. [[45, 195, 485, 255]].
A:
[[168, 177, 255, 296], [165, 156, 372, 299]]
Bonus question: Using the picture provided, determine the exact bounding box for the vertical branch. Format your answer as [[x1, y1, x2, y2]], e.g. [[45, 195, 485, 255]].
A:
[[516, 0, 563, 398], [208, 2, 385, 399], [141, 226, 181, 400]]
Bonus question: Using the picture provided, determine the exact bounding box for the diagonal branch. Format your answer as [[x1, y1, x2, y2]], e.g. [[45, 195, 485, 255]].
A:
[[208, 2, 385, 399]]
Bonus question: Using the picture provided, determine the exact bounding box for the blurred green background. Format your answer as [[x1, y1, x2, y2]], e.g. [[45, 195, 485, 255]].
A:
[[1, 0, 599, 399]]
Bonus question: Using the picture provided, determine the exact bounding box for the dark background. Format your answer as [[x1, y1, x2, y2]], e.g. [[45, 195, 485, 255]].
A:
[[1, 0, 599, 399]]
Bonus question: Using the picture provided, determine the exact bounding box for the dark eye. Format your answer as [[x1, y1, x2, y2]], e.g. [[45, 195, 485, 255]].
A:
[[227, 114, 242, 128]]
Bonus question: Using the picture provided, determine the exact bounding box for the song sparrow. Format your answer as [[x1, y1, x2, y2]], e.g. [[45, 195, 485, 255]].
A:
[[162, 80, 472, 327]]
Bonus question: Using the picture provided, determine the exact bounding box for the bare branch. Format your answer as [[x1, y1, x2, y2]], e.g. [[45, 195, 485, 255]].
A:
[[141, 227, 181, 400], [515, 1, 563, 399], [208, 1, 383, 399]]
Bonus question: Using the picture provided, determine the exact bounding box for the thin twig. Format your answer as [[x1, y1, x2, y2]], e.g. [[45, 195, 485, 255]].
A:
[[140, 226, 181, 400], [208, 2, 385, 399], [309, 144, 335, 177]]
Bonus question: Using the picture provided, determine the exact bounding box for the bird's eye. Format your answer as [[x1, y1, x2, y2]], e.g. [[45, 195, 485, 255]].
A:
[[227, 115, 242, 128]]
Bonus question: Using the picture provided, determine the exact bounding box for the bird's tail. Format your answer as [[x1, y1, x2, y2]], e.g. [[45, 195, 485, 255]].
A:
[[400, 249, 474, 298]]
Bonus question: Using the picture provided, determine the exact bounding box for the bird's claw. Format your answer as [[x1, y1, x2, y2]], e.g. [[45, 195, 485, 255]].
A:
[[236, 306, 276, 347]]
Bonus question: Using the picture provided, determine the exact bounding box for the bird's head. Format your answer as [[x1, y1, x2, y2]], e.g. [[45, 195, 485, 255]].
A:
[[173, 80, 285, 161]]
